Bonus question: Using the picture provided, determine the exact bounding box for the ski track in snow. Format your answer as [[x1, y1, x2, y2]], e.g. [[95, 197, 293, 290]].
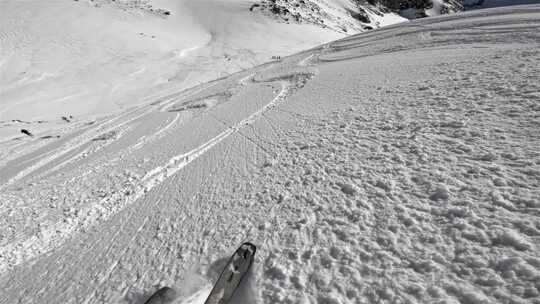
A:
[[0, 64, 310, 275], [1, 5, 540, 304]]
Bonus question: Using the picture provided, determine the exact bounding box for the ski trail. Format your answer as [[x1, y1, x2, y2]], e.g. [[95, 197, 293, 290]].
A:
[[31, 125, 134, 181], [131, 112, 181, 151], [81, 197, 167, 304], [0, 79, 222, 189], [238, 73, 254, 85], [140, 79, 291, 190], [0, 66, 310, 274], [298, 54, 314, 66], [155, 113, 182, 138], [0, 106, 149, 189]]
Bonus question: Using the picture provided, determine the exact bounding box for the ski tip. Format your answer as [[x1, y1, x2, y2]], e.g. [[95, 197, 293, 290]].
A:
[[240, 242, 257, 254]]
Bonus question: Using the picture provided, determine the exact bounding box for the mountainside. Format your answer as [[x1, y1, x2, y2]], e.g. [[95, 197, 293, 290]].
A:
[[250, 0, 405, 32], [3, 0, 537, 145], [1, 4, 539, 304], [0, 0, 364, 143], [252, 0, 540, 24]]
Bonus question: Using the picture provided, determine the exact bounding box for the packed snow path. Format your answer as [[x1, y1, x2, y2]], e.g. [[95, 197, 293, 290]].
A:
[[1, 5, 540, 304]]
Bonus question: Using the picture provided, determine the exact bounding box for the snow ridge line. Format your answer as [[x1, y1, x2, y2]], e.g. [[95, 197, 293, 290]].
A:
[[0, 70, 310, 274]]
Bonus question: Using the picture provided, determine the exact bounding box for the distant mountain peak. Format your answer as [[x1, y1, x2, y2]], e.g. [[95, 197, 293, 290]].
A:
[[250, 0, 540, 31]]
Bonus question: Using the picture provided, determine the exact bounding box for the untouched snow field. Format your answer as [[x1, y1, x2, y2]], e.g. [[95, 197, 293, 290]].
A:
[[1, 3, 540, 304]]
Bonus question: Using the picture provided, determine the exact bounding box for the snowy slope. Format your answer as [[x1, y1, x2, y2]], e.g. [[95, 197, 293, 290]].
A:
[[1, 3, 540, 304], [0, 0, 347, 142]]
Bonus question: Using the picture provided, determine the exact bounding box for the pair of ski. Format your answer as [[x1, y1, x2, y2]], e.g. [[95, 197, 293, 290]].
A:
[[144, 242, 256, 304]]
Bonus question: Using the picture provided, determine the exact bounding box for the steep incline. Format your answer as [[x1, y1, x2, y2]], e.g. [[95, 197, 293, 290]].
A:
[[0, 4, 539, 304], [0, 0, 345, 142]]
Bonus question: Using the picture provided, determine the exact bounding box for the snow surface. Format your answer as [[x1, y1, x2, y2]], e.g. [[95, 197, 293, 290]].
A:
[[0, 0, 347, 142], [1, 3, 540, 304], [0, 0, 408, 145]]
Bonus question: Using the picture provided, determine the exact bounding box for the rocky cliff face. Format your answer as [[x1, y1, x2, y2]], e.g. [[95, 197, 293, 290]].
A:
[[370, 0, 538, 17], [249, 0, 406, 34], [249, 0, 528, 33]]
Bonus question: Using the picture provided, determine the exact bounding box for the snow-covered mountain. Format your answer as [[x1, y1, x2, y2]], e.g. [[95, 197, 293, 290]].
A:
[[0, 0, 373, 142], [406, 0, 540, 17], [250, 0, 405, 32], [253, 0, 540, 23], [1, 2, 539, 303]]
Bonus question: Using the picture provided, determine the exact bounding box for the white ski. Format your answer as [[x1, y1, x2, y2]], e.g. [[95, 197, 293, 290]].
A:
[[204, 242, 257, 304], [144, 242, 256, 304]]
